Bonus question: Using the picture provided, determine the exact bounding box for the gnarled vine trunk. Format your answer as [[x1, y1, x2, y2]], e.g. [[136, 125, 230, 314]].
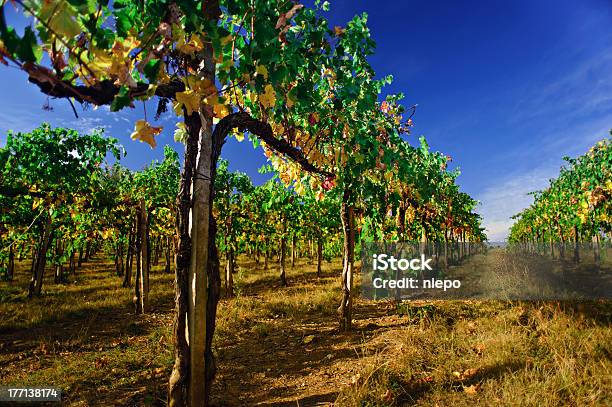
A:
[[168, 111, 198, 407], [28, 214, 53, 297], [168, 79, 222, 407], [77, 246, 83, 267], [291, 234, 296, 267], [166, 45, 332, 407], [123, 223, 134, 287], [280, 217, 287, 286], [54, 237, 64, 284], [593, 234, 600, 264], [338, 189, 355, 331], [69, 242, 76, 275], [573, 225, 580, 263], [164, 236, 172, 273], [316, 239, 323, 278], [134, 199, 149, 314], [7, 244, 14, 281], [397, 204, 406, 240], [226, 247, 234, 297]]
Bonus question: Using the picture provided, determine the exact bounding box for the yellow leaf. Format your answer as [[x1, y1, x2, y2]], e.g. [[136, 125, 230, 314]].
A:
[[39, 0, 81, 39], [207, 96, 230, 118], [272, 123, 285, 134], [112, 37, 140, 60], [286, 91, 297, 108], [256, 64, 269, 80], [130, 120, 162, 148], [80, 49, 112, 83], [174, 90, 201, 116], [279, 171, 291, 185], [334, 26, 346, 36], [176, 35, 204, 56], [189, 77, 217, 96], [84, 38, 139, 86], [259, 84, 276, 109], [32, 198, 43, 211], [294, 180, 305, 196]]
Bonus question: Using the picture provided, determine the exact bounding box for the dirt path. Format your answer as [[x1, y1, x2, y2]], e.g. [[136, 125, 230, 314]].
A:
[[211, 260, 408, 407]]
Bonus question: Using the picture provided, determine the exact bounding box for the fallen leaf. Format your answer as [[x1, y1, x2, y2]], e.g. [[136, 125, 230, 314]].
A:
[[463, 383, 480, 394], [462, 368, 479, 379], [303, 335, 315, 344], [417, 375, 434, 384]]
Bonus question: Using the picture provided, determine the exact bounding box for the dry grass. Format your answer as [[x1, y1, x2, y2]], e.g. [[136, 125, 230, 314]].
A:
[[0, 259, 175, 406], [336, 300, 611, 406], [0, 254, 610, 406]]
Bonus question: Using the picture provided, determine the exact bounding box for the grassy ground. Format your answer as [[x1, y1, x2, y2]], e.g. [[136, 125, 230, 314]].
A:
[[0, 260, 176, 406], [0, 252, 610, 406]]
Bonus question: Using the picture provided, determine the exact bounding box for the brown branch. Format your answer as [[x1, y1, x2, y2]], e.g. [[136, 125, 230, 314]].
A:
[[212, 112, 334, 178], [24, 62, 185, 105]]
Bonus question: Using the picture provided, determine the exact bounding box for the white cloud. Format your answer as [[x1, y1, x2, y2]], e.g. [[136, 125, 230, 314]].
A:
[[509, 50, 612, 134], [472, 42, 612, 241], [477, 122, 611, 241], [0, 102, 115, 139], [477, 166, 552, 241], [69, 116, 109, 135]]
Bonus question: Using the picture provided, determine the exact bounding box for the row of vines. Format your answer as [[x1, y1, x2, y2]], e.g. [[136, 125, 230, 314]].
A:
[[0, 126, 485, 295], [509, 136, 612, 261], [0, 1, 484, 405]]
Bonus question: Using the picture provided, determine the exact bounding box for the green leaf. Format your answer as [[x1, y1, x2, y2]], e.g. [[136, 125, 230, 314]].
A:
[[110, 86, 131, 112], [0, 25, 20, 55], [113, 0, 130, 9], [66, 0, 96, 13], [143, 59, 161, 83], [16, 27, 42, 63], [115, 9, 133, 37]]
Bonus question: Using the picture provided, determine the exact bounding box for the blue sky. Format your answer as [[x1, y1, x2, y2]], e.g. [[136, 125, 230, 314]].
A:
[[1, 0, 612, 240]]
